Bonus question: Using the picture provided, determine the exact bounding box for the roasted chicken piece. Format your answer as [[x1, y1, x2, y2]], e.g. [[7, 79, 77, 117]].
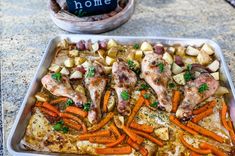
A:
[[141, 53, 172, 112], [41, 74, 87, 106], [85, 62, 107, 124], [112, 59, 137, 115], [176, 73, 219, 120]]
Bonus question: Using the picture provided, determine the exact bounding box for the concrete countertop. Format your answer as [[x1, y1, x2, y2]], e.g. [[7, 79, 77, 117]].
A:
[[1, 0, 235, 155]]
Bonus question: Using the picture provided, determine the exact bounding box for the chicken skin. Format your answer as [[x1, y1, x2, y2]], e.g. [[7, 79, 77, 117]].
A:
[[112, 59, 137, 116], [141, 53, 172, 112], [176, 73, 219, 120], [41, 74, 87, 106]]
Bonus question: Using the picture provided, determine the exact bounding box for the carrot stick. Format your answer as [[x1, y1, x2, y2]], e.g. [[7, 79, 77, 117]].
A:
[[227, 119, 235, 131], [221, 102, 231, 131], [127, 138, 140, 150], [106, 134, 126, 147], [190, 151, 201, 156], [78, 130, 111, 140], [35, 101, 42, 107], [139, 147, 148, 156], [132, 129, 164, 147], [227, 120, 235, 144], [192, 108, 213, 123], [89, 135, 116, 144], [192, 100, 216, 115], [88, 112, 114, 132], [103, 91, 111, 113], [60, 112, 87, 133], [130, 121, 154, 133], [65, 106, 87, 118], [199, 142, 227, 156], [171, 90, 181, 113], [110, 123, 121, 138], [179, 133, 211, 154], [169, 115, 198, 135], [95, 145, 132, 155], [63, 118, 81, 131], [50, 97, 68, 105], [42, 102, 60, 114], [187, 121, 225, 143], [39, 107, 58, 117], [122, 126, 144, 144]]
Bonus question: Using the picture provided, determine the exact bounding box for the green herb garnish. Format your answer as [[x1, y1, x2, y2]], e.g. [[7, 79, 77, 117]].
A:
[[143, 93, 150, 99], [139, 84, 150, 91], [198, 83, 209, 93], [53, 121, 69, 133], [64, 99, 74, 109], [53, 122, 63, 131], [184, 71, 193, 82], [62, 127, 69, 133], [187, 64, 192, 71], [133, 43, 140, 49], [127, 60, 136, 70], [150, 101, 159, 108], [83, 102, 91, 111], [168, 82, 176, 88], [85, 66, 95, 78], [121, 91, 129, 101], [51, 73, 62, 82], [157, 63, 164, 73]]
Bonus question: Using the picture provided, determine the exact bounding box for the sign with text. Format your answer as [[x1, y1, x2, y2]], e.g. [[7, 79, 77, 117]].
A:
[[66, 0, 118, 17]]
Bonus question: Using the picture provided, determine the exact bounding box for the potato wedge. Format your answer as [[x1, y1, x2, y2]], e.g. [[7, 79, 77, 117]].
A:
[[35, 92, 49, 102], [82, 61, 92, 70], [207, 60, 220, 72], [175, 46, 186, 56], [140, 42, 153, 51], [105, 56, 116, 66], [172, 63, 184, 74], [75, 85, 85, 95], [60, 67, 69, 75], [201, 43, 214, 55], [211, 72, 219, 80], [107, 47, 118, 58], [215, 86, 229, 96], [97, 49, 106, 59], [57, 39, 69, 49], [134, 50, 143, 61], [49, 64, 61, 73], [68, 49, 79, 57], [173, 72, 186, 85], [163, 52, 173, 64], [107, 39, 118, 49], [70, 71, 83, 79], [64, 58, 74, 68], [91, 42, 99, 52], [197, 50, 212, 65], [167, 47, 175, 54], [186, 46, 200, 56], [107, 95, 115, 112], [154, 127, 169, 141], [74, 57, 87, 66], [104, 66, 112, 75]]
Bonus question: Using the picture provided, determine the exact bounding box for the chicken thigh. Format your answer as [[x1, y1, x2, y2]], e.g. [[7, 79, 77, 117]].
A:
[[112, 59, 137, 116], [141, 53, 172, 112]]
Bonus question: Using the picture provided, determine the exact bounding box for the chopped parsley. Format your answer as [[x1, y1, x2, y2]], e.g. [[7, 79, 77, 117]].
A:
[[51, 73, 62, 82], [133, 43, 140, 49], [139, 84, 150, 91], [157, 63, 164, 73], [150, 101, 159, 108], [187, 64, 192, 71], [85, 66, 95, 78], [62, 127, 69, 133], [198, 83, 209, 93], [168, 82, 176, 88], [127, 60, 136, 70], [53, 120, 68, 133], [64, 99, 73, 109], [121, 91, 129, 101], [143, 93, 150, 99], [83, 101, 91, 111], [184, 71, 193, 82]]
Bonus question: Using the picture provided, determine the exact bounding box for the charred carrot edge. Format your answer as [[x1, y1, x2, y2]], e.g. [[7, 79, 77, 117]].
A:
[[39, 107, 58, 117], [187, 121, 225, 143], [192, 108, 213, 123], [221, 102, 232, 131], [130, 121, 154, 133], [95, 145, 132, 155], [42, 102, 60, 114], [50, 97, 68, 105], [65, 106, 87, 118], [60, 112, 87, 133], [169, 115, 198, 135], [88, 112, 114, 132], [132, 129, 164, 147], [103, 91, 111, 113], [106, 134, 126, 147], [127, 138, 140, 150], [227, 120, 235, 144], [199, 142, 227, 156], [122, 126, 144, 144], [139, 147, 148, 156], [171, 90, 181, 113], [110, 123, 121, 138], [179, 133, 211, 154], [190, 151, 201, 156], [89, 135, 116, 144], [78, 130, 111, 140], [63, 118, 81, 131], [35, 101, 42, 107], [192, 100, 216, 115]]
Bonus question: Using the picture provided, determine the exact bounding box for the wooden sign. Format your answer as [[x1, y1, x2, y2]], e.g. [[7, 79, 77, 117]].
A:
[[66, 0, 118, 17]]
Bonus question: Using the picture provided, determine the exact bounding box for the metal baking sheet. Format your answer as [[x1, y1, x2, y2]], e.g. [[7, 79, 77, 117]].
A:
[[7, 35, 235, 156]]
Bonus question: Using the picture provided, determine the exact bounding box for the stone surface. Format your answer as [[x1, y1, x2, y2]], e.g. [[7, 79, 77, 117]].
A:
[[1, 0, 235, 155]]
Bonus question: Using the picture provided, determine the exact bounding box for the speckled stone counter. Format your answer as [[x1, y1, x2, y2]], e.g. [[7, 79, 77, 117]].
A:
[[1, 0, 235, 155]]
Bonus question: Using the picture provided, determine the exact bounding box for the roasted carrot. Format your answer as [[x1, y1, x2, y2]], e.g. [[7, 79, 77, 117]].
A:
[[179, 133, 211, 154], [110, 123, 121, 138], [187, 121, 225, 143], [199, 142, 227, 156], [50, 97, 68, 105], [139, 147, 148, 156], [78, 130, 110, 140], [122, 126, 144, 144], [192, 100, 216, 115], [106, 134, 126, 147], [42, 102, 60, 114], [103, 91, 111, 113], [60, 112, 87, 133], [89, 135, 116, 144], [127, 138, 140, 150], [35, 101, 42, 107], [88, 112, 114, 132], [227, 119, 235, 144], [171, 90, 181, 113], [63, 118, 81, 131], [65, 106, 87, 118], [192, 108, 213, 123], [190, 151, 201, 156], [227, 119, 235, 131], [95, 145, 132, 155], [221, 102, 231, 131], [39, 107, 58, 117], [130, 121, 154, 133], [132, 129, 164, 146], [169, 115, 198, 135], [144, 99, 151, 107]]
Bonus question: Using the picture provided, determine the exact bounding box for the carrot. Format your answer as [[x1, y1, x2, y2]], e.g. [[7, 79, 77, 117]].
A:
[[95, 145, 132, 155], [199, 142, 227, 156], [171, 90, 181, 113], [227, 119, 235, 144], [35, 101, 42, 107], [221, 102, 231, 131], [39, 107, 58, 117], [63, 118, 81, 131], [169, 115, 198, 135], [78, 130, 110, 140], [179, 133, 211, 154], [110, 123, 121, 138], [139, 147, 148, 156], [65, 106, 87, 118], [122, 126, 144, 144], [127, 138, 140, 150], [89, 135, 116, 144], [192, 100, 216, 115], [50, 97, 68, 105], [187, 121, 225, 143], [190, 151, 201, 156], [88, 112, 114, 132], [42, 102, 60, 114], [227, 119, 235, 131], [103, 91, 111, 113], [60, 112, 87, 133], [106, 134, 126, 147], [132, 129, 164, 147], [130, 121, 154, 133], [144, 99, 151, 107], [192, 108, 213, 123]]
